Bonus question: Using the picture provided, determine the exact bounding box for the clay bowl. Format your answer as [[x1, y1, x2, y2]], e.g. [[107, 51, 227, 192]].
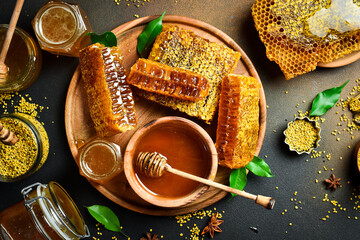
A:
[[124, 116, 218, 208]]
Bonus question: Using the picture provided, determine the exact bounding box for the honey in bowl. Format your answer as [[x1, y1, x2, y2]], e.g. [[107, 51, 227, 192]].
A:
[[124, 116, 218, 208], [135, 126, 212, 198]]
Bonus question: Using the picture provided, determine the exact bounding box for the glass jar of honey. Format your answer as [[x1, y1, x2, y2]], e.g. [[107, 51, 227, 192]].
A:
[[0, 24, 42, 93], [0, 182, 90, 239], [0, 113, 49, 182], [32, 0, 92, 57], [79, 139, 123, 184]]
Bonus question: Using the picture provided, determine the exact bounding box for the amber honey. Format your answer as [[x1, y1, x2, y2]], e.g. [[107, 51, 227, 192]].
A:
[[134, 126, 212, 198], [32, 1, 91, 57], [0, 182, 89, 239], [39, 6, 76, 44], [79, 139, 123, 184], [0, 25, 41, 93]]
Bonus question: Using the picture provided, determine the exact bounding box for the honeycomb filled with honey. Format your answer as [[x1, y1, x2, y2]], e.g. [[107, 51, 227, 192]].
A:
[[127, 58, 209, 101], [216, 74, 261, 169], [252, 0, 360, 79], [139, 25, 241, 124], [79, 43, 137, 137]]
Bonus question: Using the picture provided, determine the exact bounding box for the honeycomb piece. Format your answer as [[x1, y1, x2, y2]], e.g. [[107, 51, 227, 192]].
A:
[[79, 43, 137, 137], [215, 74, 261, 169], [252, 0, 360, 79], [127, 58, 209, 101], [138, 25, 241, 124]]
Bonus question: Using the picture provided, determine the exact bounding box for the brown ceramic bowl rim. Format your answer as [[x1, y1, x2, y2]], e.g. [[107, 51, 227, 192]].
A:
[[124, 116, 218, 208]]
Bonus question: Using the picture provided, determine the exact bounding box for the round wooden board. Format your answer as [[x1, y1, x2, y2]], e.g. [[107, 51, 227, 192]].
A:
[[65, 15, 267, 216]]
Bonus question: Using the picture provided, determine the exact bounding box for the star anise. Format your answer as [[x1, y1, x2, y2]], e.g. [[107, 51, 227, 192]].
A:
[[201, 213, 224, 238], [324, 173, 341, 190], [140, 232, 159, 240]]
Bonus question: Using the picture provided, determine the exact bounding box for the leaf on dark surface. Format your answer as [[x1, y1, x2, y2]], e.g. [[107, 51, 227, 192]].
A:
[[310, 80, 349, 116], [137, 11, 166, 57]]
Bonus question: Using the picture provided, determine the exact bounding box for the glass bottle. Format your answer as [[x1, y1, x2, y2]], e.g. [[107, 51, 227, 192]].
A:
[[32, 0, 92, 57], [0, 182, 90, 239]]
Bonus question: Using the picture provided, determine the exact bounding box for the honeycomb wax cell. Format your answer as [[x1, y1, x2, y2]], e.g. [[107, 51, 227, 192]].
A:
[[252, 0, 360, 80], [140, 25, 241, 124], [127, 58, 209, 101]]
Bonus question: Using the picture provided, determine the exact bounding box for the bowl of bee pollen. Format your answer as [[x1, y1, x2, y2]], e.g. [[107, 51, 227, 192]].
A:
[[124, 116, 218, 208], [284, 116, 321, 154], [0, 113, 49, 182]]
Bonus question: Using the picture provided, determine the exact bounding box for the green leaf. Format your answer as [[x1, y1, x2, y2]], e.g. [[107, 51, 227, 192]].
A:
[[137, 11, 166, 57], [246, 156, 274, 178], [87, 31, 117, 47], [86, 205, 129, 238], [229, 167, 247, 198], [310, 80, 349, 116]]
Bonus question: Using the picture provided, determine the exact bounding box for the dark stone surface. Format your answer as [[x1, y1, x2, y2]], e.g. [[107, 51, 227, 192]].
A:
[[1, 1, 360, 239]]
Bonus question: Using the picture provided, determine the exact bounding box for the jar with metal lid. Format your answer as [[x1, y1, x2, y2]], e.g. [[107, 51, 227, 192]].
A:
[[0, 24, 42, 93], [0, 113, 49, 182], [0, 182, 90, 239], [32, 0, 92, 57]]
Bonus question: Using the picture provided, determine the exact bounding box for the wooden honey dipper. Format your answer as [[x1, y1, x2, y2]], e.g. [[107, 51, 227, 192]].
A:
[[136, 152, 275, 209], [0, 122, 18, 145], [0, 0, 25, 81]]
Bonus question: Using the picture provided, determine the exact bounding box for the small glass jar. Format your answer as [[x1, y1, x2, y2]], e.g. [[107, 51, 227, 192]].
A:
[[32, 0, 92, 57], [0, 113, 49, 182], [0, 25, 42, 93], [0, 182, 90, 239], [79, 139, 123, 184]]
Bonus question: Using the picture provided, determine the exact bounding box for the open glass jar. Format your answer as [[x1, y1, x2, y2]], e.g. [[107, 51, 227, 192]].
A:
[[0, 113, 49, 182], [0, 182, 90, 239], [32, 0, 92, 57], [0, 25, 42, 93], [79, 139, 123, 184]]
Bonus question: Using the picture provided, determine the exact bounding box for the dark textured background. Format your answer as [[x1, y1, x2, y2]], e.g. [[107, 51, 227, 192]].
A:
[[1, 0, 360, 239]]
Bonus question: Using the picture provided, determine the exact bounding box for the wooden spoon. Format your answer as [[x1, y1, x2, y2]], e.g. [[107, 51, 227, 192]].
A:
[[0, 0, 25, 82], [136, 152, 275, 209], [0, 122, 18, 145]]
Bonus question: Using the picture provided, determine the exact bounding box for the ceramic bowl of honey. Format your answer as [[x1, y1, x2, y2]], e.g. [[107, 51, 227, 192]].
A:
[[124, 116, 218, 208]]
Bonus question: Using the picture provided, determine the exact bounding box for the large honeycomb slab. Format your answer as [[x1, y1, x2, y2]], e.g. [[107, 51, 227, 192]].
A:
[[79, 43, 137, 137], [137, 25, 241, 123], [216, 74, 261, 169], [127, 58, 209, 101], [252, 0, 360, 79]]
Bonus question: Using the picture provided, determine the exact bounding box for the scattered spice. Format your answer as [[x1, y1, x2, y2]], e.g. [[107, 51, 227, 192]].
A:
[[201, 213, 223, 239], [140, 232, 159, 240], [324, 174, 341, 190]]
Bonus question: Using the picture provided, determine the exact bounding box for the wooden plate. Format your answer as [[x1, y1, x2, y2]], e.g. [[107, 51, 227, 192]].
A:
[[318, 50, 360, 68], [65, 15, 267, 216]]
